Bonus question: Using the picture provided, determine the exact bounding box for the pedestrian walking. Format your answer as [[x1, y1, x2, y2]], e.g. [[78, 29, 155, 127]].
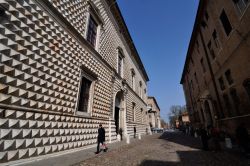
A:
[[134, 126, 136, 138], [210, 126, 221, 151], [119, 128, 123, 140], [236, 123, 249, 154], [200, 127, 209, 151], [95, 124, 107, 154]]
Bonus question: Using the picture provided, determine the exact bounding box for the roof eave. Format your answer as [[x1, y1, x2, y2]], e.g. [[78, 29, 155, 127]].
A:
[[180, 0, 207, 84], [106, 0, 149, 82]]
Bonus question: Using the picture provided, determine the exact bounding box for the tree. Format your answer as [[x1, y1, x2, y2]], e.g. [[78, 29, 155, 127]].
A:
[[160, 118, 168, 128], [168, 105, 186, 128]]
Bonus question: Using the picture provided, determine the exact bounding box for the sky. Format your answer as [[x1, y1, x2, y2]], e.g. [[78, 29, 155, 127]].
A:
[[117, 0, 199, 122]]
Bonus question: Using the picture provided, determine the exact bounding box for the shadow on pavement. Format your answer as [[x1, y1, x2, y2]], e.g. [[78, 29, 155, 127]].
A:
[[140, 160, 178, 166], [140, 150, 249, 166], [158, 131, 202, 149]]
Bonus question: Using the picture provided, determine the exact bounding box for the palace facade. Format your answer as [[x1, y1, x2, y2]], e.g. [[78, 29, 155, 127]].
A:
[[0, 0, 149, 163]]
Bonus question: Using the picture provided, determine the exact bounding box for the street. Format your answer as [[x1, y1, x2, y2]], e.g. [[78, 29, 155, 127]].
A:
[[73, 131, 249, 166]]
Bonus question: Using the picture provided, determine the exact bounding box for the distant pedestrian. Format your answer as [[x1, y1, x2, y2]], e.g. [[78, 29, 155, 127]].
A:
[[200, 127, 209, 151], [146, 128, 148, 135], [236, 123, 249, 154], [190, 126, 194, 137], [119, 128, 123, 140], [134, 126, 136, 138], [210, 126, 221, 151], [95, 124, 107, 154]]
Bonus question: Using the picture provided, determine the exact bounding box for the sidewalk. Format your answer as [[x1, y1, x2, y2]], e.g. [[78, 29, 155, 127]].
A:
[[1, 136, 148, 166]]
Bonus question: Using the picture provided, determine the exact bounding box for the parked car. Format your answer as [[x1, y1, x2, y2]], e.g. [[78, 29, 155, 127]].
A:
[[151, 128, 164, 133]]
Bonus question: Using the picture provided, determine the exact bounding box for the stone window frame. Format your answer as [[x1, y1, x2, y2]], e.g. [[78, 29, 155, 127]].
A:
[[218, 76, 226, 91], [141, 108, 143, 123], [75, 66, 98, 117], [233, 0, 250, 16], [229, 88, 240, 115], [212, 29, 221, 49], [144, 88, 147, 100], [225, 69, 234, 85], [84, 1, 103, 51], [139, 81, 143, 99], [194, 72, 200, 92], [190, 80, 194, 91], [200, 58, 206, 73], [222, 93, 233, 117], [131, 68, 136, 91], [132, 102, 136, 122], [243, 78, 250, 99], [117, 47, 125, 78], [219, 9, 233, 36], [196, 40, 200, 54], [207, 40, 215, 59], [205, 10, 209, 21]]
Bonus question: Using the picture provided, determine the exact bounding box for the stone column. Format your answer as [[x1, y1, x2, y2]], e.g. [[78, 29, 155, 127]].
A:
[[109, 116, 112, 143], [123, 87, 128, 139]]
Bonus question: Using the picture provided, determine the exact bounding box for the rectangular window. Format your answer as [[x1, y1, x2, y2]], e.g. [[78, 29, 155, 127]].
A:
[[201, 20, 207, 28], [141, 108, 143, 123], [190, 80, 194, 90], [233, 0, 250, 14], [200, 58, 206, 72], [225, 69, 234, 85], [194, 73, 200, 92], [243, 79, 250, 99], [78, 76, 92, 112], [207, 40, 215, 59], [131, 70, 135, 91], [230, 88, 240, 115], [194, 73, 198, 84], [212, 30, 220, 48], [223, 93, 233, 117], [132, 103, 136, 121], [218, 77, 226, 90], [118, 52, 123, 77], [196, 40, 200, 54], [220, 10, 232, 36], [139, 81, 142, 98], [205, 11, 209, 21], [87, 16, 98, 47]]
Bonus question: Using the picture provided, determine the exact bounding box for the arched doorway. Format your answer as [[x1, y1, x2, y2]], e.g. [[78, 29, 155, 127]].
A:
[[114, 91, 125, 134], [204, 100, 213, 126]]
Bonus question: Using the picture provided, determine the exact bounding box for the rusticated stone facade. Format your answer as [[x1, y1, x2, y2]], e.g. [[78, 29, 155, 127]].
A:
[[181, 0, 250, 134], [0, 0, 149, 163]]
